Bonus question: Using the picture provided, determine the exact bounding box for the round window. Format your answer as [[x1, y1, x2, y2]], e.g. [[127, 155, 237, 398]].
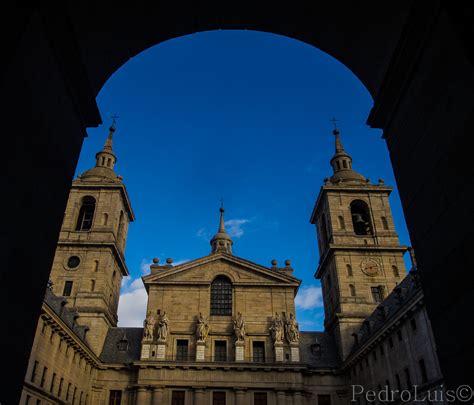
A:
[[67, 256, 81, 269]]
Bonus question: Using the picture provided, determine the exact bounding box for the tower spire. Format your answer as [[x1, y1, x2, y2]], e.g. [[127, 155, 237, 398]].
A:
[[210, 205, 233, 255], [328, 122, 366, 184], [94, 118, 118, 171]]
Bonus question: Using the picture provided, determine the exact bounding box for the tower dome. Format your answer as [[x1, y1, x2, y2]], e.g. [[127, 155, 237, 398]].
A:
[[210, 207, 233, 254]]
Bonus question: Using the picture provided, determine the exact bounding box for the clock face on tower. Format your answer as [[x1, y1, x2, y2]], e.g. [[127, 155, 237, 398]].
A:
[[361, 259, 379, 276]]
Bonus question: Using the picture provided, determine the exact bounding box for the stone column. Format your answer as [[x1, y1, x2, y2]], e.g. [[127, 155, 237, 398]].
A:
[[293, 391, 303, 405], [135, 387, 150, 405], [234, 388, 246, 405], [151, 387, 163, 405], [193, 387, 206, 405], [276, 391, 286, 405]]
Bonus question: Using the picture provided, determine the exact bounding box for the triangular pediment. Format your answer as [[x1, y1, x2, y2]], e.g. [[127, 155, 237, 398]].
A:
[[142, 253, 301, 289]]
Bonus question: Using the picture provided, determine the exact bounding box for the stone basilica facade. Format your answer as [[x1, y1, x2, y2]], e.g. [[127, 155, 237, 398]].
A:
[[21, 125, 444, 405]]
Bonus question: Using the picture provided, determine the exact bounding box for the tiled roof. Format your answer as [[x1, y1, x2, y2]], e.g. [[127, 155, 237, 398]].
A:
[[349, 269, 422, 354], [99, 327, 143, 363], [43, 289, 90, 342], [299, 331, 340, 369]]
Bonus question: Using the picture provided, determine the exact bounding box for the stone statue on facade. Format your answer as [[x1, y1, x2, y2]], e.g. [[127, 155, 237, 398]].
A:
[[285, 312, 300, 343], [143, 311, 156, 341], [157, 311, 170, 341], [196, 312, 210, 342], [233, 312, 246, 342], [269, 312, 284, 343]]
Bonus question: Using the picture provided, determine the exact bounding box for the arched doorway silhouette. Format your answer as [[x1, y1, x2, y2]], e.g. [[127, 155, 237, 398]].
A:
[[2, 2, 472, 402]]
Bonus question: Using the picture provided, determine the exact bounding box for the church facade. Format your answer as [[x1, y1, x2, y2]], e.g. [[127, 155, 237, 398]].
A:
[[21, 125, 444, 405]]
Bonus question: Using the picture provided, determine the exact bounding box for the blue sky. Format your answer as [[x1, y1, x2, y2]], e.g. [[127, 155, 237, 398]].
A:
[[75, 30, 412, 330]]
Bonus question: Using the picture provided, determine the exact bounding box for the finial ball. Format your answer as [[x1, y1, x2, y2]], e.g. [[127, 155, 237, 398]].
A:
[[219, 207, 225, 213], [285, 259, 291, 266], [271, 259, 277, 266], [333, 128, 340, 136], [109, 126, 116, 133], [166, 258, 173, 264], [152, 258, 159, 264]]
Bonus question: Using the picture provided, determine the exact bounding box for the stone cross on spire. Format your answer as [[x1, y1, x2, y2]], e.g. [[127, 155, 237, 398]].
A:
[[210, 205, 233, 255]]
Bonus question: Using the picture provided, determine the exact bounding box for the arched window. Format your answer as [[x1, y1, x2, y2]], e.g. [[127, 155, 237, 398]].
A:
[[117, 211, 124, 240], [103, 213, 108, 226], [90, 280, 95, 292], [347, 264, 353, 277], [319, 213, 329, 250], [349, 284, 356, 297], [338, 215, 345, 230], [350, 200, 373, 236], [210, 276, 232, 315], [381, 216, 389, 230], [93, 260, 99, 272], [75, 196, 96, 231], [392, 265, 399, 277]]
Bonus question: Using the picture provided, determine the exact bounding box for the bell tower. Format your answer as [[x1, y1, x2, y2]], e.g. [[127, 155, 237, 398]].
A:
[[49, 122, 135, 355], [310, 126, 407, 360]]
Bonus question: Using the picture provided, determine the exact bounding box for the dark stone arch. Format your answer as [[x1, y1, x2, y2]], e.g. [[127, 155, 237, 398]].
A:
[[1, 2, 473, 402]]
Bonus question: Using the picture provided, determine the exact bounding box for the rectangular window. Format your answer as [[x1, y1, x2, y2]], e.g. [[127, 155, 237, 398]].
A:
[[171, 391, 185, 405], [40, 366, 47, 387], [50, 373, 56, 392], [397, 330, 403, 342], [176, 340, 189, 361], [380, 345, 385, 356], [213, 391, 226, 405], [25, 395, 31, 405], [254, 392, 268, 405], [109, 390, 122, 405], [317, 394, 332, 405], [66, 383, 71, 401], [31, 360, 39, 382], [73, 387, 77, 404], [41, 320, 47, 334], [373, 351, 377, 361], [252, 341, 265, 363], [214, 341, 227, 362], [63, 281, 73, 297], [419, 358, 428, 383], [404, 368, 412, 389], [371, 286, 384, 303], [388, 337, 394, 348], [411, 318, 417, 332]]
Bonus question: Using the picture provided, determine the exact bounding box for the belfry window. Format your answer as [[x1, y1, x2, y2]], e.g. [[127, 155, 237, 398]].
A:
[[210, 276, 232, 315], [76, 196, 96, 231], [371, 286, 384, 303], [349, 284, 356, 297], [350, 200, 373, 236]]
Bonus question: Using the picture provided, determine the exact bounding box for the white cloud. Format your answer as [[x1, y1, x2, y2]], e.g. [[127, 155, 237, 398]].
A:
[[196, 227, 211, 240], [117, 276, 147, 327], [295, 286, 323, 310], [140, 259, 152, 275], [225, 219, 250, 238]]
